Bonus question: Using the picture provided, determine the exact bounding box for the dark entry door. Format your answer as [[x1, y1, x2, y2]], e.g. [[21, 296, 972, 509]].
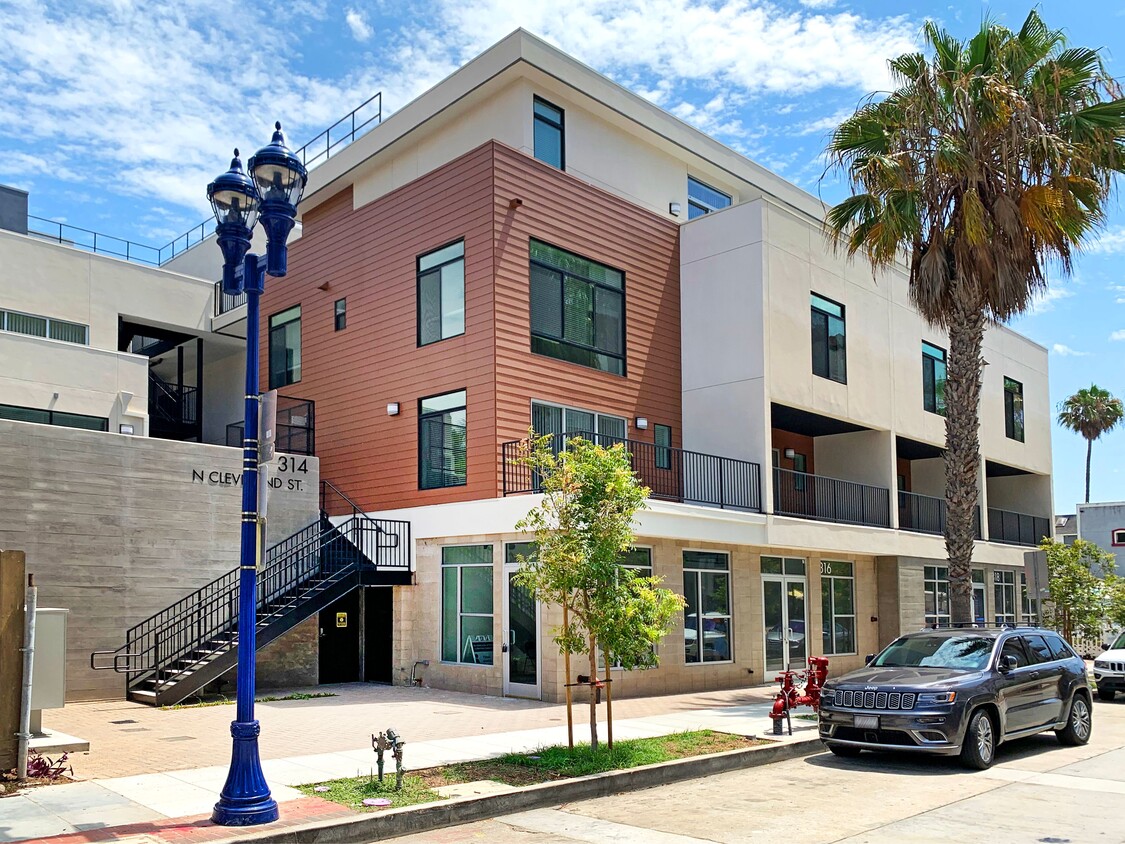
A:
[[319, 591, 360, 684], [364, 588, 393, 684]]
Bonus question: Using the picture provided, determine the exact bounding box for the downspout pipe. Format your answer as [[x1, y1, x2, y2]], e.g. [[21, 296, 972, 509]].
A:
[[17, 574, 37, 780]]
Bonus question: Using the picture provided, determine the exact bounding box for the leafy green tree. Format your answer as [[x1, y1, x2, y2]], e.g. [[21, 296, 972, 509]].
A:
[[826, 11, 1125, 624], [1040, 538, 1116, 642], [514, 433, 683, 749], [1058, 385, 1124, 503]]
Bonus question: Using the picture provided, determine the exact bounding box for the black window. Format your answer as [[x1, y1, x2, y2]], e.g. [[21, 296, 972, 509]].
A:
[[811, 293, 846, 383], [529, 240, 625, 375], [1004, 377, 1024, 441], [687, 177, 732, 219], [419, 390, 467, 489], [533, 97, 564, 169], [334, 298, 346, 331], [1022, 634, 1054, 664], [417, 240, 465, 346], [0, 403, 108, 432], [922, 341, 947, 415], [268, 305, 301, 389], [1045, 634, 1076, 661], [999, 637, 1030, 668], [655, 423, 672, 470]]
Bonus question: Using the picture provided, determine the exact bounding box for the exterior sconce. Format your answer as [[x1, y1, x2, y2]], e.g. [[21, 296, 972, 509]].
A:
[[669, 202, 681, 217], [635, 417, 649, 430], [783, 447, 796, 459], [387, 403, 400, 416]]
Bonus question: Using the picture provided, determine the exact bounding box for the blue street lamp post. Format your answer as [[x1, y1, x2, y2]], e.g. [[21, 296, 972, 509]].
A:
[[206, 123, 307, 827]]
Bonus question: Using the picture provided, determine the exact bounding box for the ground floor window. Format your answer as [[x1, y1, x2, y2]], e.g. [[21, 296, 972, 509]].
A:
[[994, 570, 1016, 625], [604, 548, 654, 670], [441, 545, 493, 664], [972, 569, 986, 624], [0, 403, 108, 432], [924, 565, 950, 627], [1021, 572, 1039, 623], [684, 551, 731, 663], [820, 561, 855, 655]]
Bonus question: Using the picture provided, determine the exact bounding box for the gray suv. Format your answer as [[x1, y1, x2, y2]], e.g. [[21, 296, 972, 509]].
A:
[[819, 627, 1092, 769]]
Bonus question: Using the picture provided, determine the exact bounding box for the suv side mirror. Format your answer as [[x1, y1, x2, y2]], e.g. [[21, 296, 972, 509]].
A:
[[865, 654, 876, 665], [998, 655, 1019, 673]]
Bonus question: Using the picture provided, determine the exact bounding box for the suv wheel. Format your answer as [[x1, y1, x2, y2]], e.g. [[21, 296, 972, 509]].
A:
[[827, 743, 862, 758], [960, 709, 996, 770], [1056, 694, 1092, 746], [1097, 688, 1116, 702]]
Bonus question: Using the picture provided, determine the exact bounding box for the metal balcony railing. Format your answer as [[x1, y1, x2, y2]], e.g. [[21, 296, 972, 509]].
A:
[[897, 490, 982, 538], [148, 372, 198, 426], [227, 395, 315, 456], [214, 281, 248, 316], [987, 508, 1051, 547], [773, 467, 891, 528], [501, 432, 762, 512]]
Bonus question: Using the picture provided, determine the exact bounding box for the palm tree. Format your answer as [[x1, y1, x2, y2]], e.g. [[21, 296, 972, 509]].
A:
[[825, 12, 1125, 624], [1058, 385, 1124, 503]]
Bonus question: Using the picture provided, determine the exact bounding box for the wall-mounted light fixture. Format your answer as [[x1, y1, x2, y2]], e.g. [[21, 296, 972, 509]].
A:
[[119, 423, 135, 435], [509, 198, 523, 209], [635, 417, 649, 430], [669, 202, 681, 217], [783, 447, 796, 459], [387, 402, 400, 416]]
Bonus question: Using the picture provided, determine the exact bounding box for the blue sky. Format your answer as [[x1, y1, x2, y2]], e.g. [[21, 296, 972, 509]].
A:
[[1, 0, 1123, 512]]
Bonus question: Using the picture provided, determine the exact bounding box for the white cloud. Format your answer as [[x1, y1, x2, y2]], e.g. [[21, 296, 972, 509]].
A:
[[1088, 226, 1125, 255], [1051, 344, 1089, 357], [796, 108, 853, 136], [345, 8, 374, 41], [1111, 330, 1125, 342], [798, 0, 836, 7], [1026, 285, 1075, 315]]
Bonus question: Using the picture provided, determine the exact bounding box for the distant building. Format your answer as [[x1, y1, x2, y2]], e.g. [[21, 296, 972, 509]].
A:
[[1055, 504, 1125, 575]]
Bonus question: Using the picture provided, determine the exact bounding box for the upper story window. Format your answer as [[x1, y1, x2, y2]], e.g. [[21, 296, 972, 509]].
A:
[[419, 389, 467, 489], [268, 305, 301, 389], [654, 423, 672, 470], [922, 341, 947, 416], [687, 177, 732, 219], [1112, 529, 1125, 546], [418, 240, 465, 346], [1004, 377, 1024, 442], [810, 293, 846, 384], [334, 298, 347, 331], [1, 309, 88, 344], [529, 240, 625, 376], [533, 97, 564, 169], [531, 401, 626, 442]]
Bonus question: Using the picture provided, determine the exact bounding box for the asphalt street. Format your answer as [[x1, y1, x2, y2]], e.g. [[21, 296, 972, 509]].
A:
[[389, 698, 1125, 844]]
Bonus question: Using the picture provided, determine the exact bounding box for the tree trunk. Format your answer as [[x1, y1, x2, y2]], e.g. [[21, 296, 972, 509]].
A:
[[587, 634, 599, 751], [944, 291, 986, 626], [1085, 438, 1093, 504]]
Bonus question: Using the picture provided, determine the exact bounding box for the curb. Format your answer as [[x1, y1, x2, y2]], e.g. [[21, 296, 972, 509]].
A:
[[234, 734, 823, 843]]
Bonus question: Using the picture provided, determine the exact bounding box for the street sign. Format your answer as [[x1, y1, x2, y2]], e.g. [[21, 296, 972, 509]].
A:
[[257, 463, 269, 521], [259, 389, 277, 465]]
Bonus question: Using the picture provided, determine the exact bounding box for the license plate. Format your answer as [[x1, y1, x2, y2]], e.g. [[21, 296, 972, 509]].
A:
[[854, 715, 879, 730]]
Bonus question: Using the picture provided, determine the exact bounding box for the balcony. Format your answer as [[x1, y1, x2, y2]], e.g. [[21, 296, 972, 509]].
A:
[[214, 280, 248, 316], [227, 396, 315, 456], [898, 490, 982, 539], [501, 433, 762, 512], [773, 467, 891, 528], [987, 507, 1050, 547]]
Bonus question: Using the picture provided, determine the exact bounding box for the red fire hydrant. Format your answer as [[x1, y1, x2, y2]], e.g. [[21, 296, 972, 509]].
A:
[[769, 656, 829, 735]]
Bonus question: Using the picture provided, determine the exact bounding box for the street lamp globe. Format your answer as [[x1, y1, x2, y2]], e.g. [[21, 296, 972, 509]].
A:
[[248, 122, 307, 276], [206, 150, 259, 294]]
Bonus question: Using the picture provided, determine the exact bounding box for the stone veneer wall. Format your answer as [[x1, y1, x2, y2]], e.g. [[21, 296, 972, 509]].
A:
[[0, 419, 320, 701], [396, 532, 883, 703]]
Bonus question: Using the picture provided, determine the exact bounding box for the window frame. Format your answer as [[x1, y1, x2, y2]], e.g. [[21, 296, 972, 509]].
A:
[[529, 239, 627, 376], [1004, 376, 1025, 442], [1, 308, 88, 345], [529, 400, 627, 443], [608, 547, 656, 670], [820, 560, 856, 656], [334, 298, 347, 331], [533, 96, 565, 170], [993, 570, 1017, 626], [418, 388, 468, 490], [924, 565, 950, 627], [654, 423, 673, 470], [0, 403, 108, 431], [1112, 529, 1125, 547], [810, 293, 847, 384], [268, 305, 302, 390], [1021, 571, 1039, 623], [922, 341, 947, 416], [683, 550, 733, 665], [440, 545, 494, 666], [687, 176, 732, 219], [416, 238, 466, 347]]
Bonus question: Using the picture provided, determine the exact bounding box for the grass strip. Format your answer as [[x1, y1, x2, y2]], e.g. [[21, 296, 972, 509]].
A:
[[161, 691, 337, 710]]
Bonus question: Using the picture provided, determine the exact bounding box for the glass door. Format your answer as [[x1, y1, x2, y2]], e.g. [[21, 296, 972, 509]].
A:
[[763, 575, 808, 673], [503, 564, 540, 699]]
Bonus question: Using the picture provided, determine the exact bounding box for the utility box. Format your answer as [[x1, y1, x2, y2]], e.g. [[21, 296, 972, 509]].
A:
[[31, 608, 69, 717]]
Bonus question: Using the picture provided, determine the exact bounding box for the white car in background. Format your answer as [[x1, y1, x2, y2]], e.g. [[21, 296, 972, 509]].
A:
[[1093, 631, 1125, 701]]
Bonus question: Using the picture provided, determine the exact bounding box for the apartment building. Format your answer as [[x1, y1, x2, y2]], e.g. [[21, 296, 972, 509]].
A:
[[251, 30, 1053, 702]]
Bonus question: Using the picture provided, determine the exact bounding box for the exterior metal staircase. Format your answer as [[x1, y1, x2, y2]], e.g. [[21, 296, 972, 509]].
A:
[[91, 482, 410, 706]]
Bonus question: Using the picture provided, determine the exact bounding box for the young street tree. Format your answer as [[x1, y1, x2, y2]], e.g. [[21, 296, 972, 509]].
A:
[[514, 434, 683, 750], [1058, 385, 1124, 503], [1040, 538, 1117, 643], [826, 12, 1125, 624]]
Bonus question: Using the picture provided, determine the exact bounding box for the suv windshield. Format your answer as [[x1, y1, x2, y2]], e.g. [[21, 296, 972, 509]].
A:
[[872, 634, 993, 671]]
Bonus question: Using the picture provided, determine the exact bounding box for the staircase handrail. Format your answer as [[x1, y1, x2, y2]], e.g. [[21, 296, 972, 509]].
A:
[[321, 479, 404, 549]]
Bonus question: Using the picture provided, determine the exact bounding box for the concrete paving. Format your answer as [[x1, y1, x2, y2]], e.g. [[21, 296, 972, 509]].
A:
[[0, 687, 809, 843], [388, 697, 1125, 844]]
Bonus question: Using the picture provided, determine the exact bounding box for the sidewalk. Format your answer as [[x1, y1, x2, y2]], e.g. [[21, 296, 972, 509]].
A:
[[1, 685, 815, 843]]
